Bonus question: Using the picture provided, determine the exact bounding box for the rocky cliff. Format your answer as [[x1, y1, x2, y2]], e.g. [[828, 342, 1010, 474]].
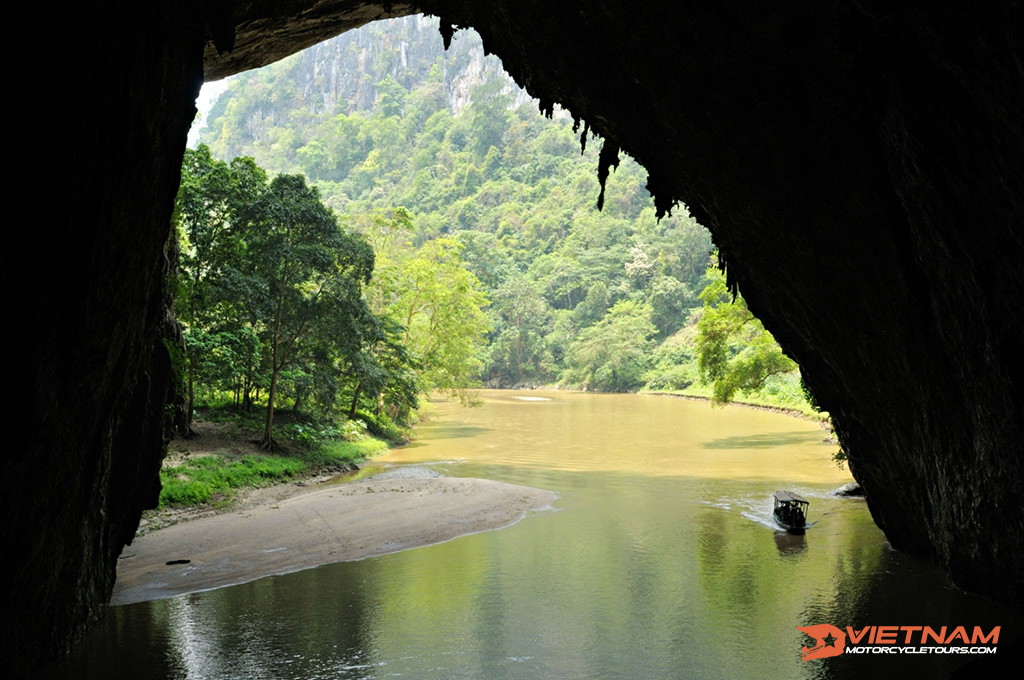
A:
[[200, 14, 532, 161], [14, 0, 1022, 674]]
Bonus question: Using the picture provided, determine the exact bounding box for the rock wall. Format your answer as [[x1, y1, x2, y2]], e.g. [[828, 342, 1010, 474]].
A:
[[15, 0, 1022, 674], [9, 4, 204, 675]]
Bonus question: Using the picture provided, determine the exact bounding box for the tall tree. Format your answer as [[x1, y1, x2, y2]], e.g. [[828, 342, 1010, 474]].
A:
[[487, 273, 553, 385], [174, 146, 267, 433], [243, 174, 375, 447], [370, 236, 491, 401]]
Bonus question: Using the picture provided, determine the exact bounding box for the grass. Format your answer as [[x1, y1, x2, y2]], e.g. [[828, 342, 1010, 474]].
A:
[[158, 405, 396, 509], [160, 455, 307, 506], [309, 438, 391, 467]]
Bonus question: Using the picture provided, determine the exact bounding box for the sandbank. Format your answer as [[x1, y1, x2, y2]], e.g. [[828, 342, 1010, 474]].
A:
[[112, 472, 556, 606]]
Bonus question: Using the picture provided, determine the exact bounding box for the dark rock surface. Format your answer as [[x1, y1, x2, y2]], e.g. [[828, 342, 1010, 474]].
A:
[[11, 4, 203, 675], [15, 0, 1022, 674]]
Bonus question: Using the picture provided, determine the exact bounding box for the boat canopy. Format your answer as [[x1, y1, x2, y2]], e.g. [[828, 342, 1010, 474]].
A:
[[774, 490, 808, 504]]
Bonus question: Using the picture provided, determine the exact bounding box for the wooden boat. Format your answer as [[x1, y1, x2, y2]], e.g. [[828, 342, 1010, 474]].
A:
[[773, 490, 809, 534]]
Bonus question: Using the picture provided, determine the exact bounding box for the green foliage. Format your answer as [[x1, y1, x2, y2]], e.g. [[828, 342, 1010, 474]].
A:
[[353, 409, 408, 444], [174, 147, 415, 451], [158, 403, 397, 508], [196, 20, 824, 408], [198, 23, 716, 393], [562, 300, 658, 392], [311, 437, 391, 468], [362, 214, 491, 403], [486, 274, 553, 385], [644, 328, 698, 390], [174, 147, 269, 430], [695, 265, 798, 405], [242, 172, 378, 446], [375, 75, 407, 118]]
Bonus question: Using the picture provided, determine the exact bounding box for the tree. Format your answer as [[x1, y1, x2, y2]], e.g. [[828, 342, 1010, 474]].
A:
[[375, 75, 407, 118], [174, 146, 267, 433], [243, 174, 375, 448], [341, 315, 421, 424], [562, 300, 657, 392], [647, 274, 695, 338], [194, 24, 730, 399], [468, 79, 512, 157], [695, 265, 797, 404], [368, 235, 491, 401], [486, 273, 553, 385]]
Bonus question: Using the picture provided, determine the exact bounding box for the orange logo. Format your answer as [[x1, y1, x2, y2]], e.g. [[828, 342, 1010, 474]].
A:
[[798, 623, 1000, 660], [798, 624, 846, 661]]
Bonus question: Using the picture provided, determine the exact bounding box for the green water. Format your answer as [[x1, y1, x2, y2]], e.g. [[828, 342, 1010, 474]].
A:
[[41, 391, 1017, 679]]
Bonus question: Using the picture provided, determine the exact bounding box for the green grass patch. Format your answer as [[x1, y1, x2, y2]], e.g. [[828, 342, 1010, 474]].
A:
[[159, 436, 392, 509], [308, 438, 391, 468], [159, 455, 306, 507], [160, 405, 398, 509]]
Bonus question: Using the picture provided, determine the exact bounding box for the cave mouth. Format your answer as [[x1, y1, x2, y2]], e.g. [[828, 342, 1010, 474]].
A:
[[195, 2, 1024, 617], [17, 2, 1024, 675], [196, 0, 1024, 612]]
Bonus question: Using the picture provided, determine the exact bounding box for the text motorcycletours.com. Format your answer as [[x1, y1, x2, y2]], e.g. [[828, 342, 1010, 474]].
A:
[[845, 645, 997, 655]]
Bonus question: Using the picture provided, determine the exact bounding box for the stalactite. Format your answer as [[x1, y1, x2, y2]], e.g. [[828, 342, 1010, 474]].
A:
[[437, 18, 456, 50], [595, 140, 620, 211]]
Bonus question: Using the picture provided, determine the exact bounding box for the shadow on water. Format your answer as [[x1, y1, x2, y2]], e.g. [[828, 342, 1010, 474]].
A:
[[797, 543, 1022, 680], [401, 424, 492, 445], [702, 430, 824, 449]]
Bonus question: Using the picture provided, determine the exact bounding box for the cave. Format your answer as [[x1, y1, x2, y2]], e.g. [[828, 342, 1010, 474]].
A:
[[13, 1, 1022, 673]]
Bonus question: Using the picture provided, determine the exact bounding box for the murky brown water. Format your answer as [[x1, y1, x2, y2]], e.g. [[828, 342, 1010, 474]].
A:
[[40, 391, 1018, 679]]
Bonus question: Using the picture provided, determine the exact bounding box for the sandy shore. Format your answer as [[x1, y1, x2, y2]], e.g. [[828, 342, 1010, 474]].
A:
[[112, 470, 556, 606]]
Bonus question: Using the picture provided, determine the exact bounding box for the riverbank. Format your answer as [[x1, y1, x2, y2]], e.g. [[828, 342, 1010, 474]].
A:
[[643, 387, 823, 419], [114, 469, 557, 605], [644, 389, 838, 447], [141, 419, 390, 534]]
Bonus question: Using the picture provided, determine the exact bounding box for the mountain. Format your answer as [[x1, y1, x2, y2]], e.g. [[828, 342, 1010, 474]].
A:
[[194, 16, 799, 402], [199, 15, 535, 159]]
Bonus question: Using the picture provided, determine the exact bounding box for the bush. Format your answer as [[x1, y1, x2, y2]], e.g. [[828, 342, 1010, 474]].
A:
[[354, 410, 407, 444], [160, 477, 216, 506], [311, 438, 390, 468], [644, 363, 696, 391]]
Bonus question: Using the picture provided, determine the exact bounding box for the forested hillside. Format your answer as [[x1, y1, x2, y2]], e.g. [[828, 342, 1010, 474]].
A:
[[194, 15, 805, 410]]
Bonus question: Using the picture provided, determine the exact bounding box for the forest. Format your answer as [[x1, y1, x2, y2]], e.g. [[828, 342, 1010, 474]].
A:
[[178, 16, 809, 456]]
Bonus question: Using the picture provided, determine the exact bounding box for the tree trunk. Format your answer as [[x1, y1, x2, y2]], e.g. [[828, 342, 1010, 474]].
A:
[[262, 366, 279, 449], [182, 355, 197, 437], [348, 383, 362, 419]]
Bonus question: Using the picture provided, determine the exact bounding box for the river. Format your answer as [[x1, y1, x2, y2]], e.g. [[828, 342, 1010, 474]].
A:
[[40, 390, 1017, 679]]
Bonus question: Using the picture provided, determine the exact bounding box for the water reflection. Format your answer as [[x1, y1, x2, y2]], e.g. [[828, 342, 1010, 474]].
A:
[[702, 431, 825, 449], [774, 531, 808, 557], [39, 391, 1019, 679], [401, 424, 493, 444]]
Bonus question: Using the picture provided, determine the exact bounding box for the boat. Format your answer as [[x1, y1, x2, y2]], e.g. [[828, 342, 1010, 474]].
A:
[[773, 490, 809, 533]]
